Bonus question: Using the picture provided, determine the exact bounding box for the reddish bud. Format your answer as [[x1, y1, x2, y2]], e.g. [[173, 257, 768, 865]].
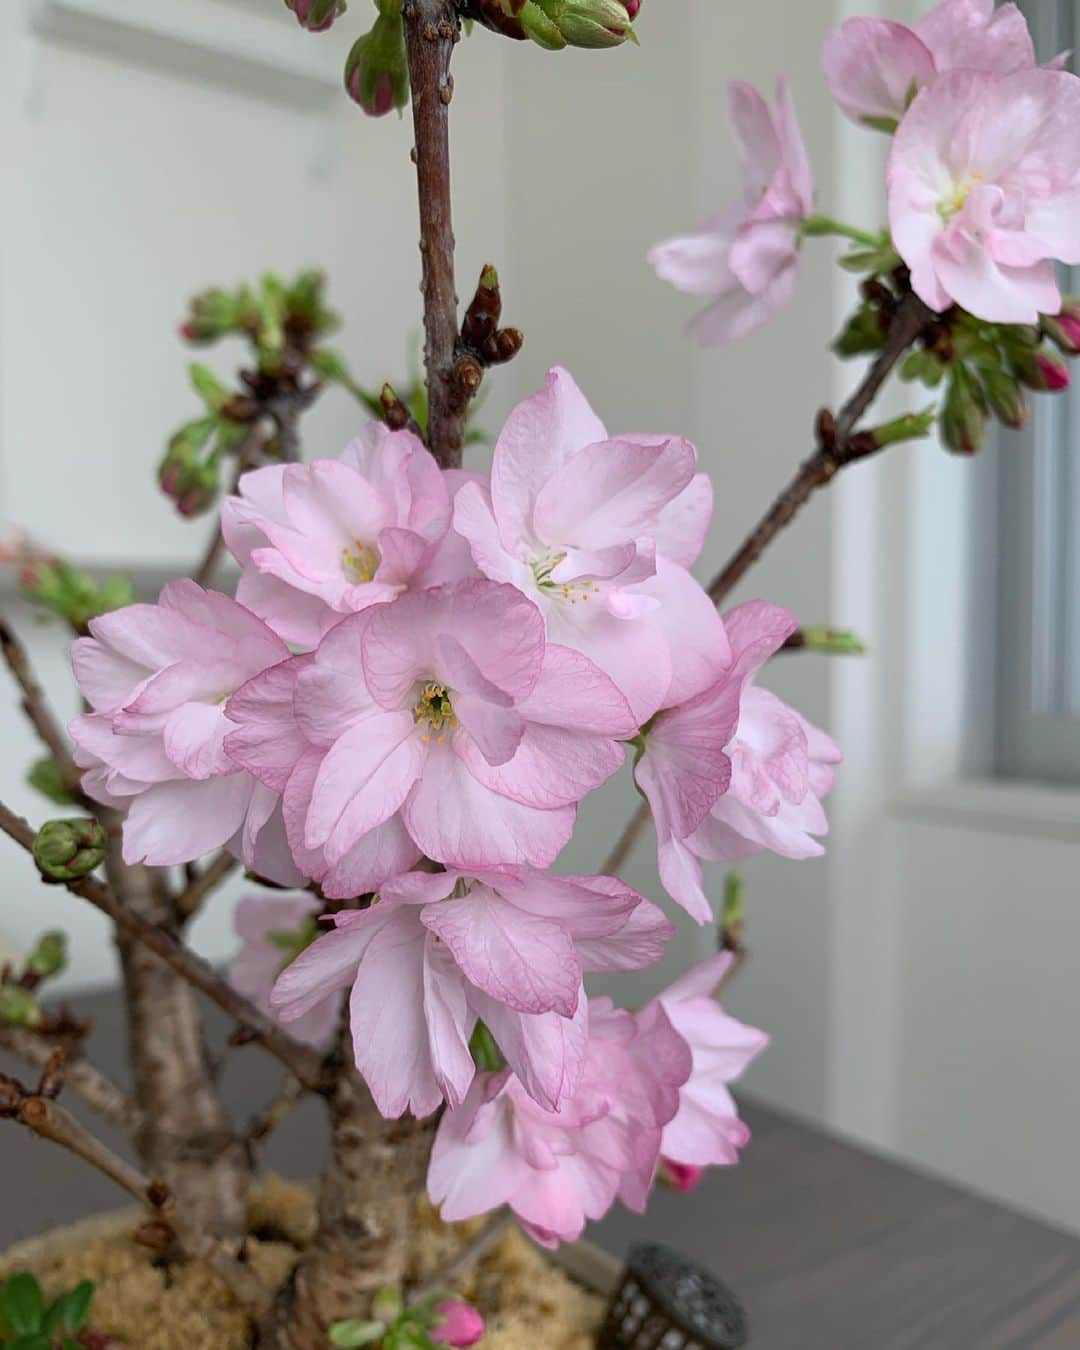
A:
[[285, 0, 346, 32], [1037, 351, 1071, 391], [660, 1160, 705, 1193]]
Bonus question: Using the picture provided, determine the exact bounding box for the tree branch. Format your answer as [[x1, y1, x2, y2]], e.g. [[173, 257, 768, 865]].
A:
[[0, 614, 85, 799], [0, 1024, 142, 1133], [174, 850, 238, 922], [0, 1067, 270, 1313], [600, 293, 934, 879], [408, 1210, 514, 1306], [0, 802, 331, 1094], [404, 0, 469, 468]]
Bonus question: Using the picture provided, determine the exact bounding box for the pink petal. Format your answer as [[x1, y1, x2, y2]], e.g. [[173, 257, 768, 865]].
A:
[[421, 886, 582, 1017], [470, 988, 588, 1111], [822, 18, 936, 126], [655, 473, 714, 569], [122, 774, 254, 866]]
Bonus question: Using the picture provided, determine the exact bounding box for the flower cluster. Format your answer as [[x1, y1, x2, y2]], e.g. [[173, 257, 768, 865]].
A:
[[652, 0, 1080, 336], [67, 364, 826, 1237]]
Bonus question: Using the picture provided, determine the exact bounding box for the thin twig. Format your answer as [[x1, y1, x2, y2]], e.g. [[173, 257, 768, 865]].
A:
[[0, 1024, 142, 1133], [0, 1069, 269, 1312], [0, 613, 85, 798], [0, 801, 330, 1093], [174, 850, 238, 921], [403, 0, 470, 467], [243, 1072, 304, 1156], [408, 1210, 515, 1306], [600, 293, 934, 879]]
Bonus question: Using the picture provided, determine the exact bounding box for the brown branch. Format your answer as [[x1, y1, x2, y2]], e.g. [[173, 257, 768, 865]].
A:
[[600, 293, 934, 880], [0, 613, 85, 799], [0, 802, 330, 1094], [0, 1024, 141, 1133], [0, 1070, 151, 1202], [174, 849, 238, 921], [0, 1068, 270, 1312], [707, 292, 932, 607], [243, 1072, 304, 1156], [408, 1210, 514, 1306], [404, 0, 469, 468]]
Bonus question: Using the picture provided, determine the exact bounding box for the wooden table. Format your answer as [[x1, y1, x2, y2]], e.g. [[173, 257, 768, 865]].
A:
[[3, 992, 1080, 1348]]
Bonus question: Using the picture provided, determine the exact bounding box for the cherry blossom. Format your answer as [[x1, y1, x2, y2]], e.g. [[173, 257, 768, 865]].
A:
[[645, 954, 767, 1180], [270, 867, 672, 1117], [229, 895, 340, 1049], [454, 367, 728, 721], [888, 68, 1080, 324], [226, 579, 637, 872], [823, 0, 1040, 130], [636, 600, 841, 922], [649, 78, 813, 346], [427, 997, 691, 1246], [222, 421, 451, 647], [69, 580, 289, 867]]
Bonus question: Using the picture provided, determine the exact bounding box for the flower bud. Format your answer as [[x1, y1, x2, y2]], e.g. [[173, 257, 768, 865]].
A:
[[26, 930, 67, 979], [285, 0, 346, 32], [941, 365, 987, 455], [465, 0, 637, 48], [33, 819, 107, 883], [982, 369, 1029, 430], [432, 1300, 485, 1347], [1010, 346, 1071, 392], [370, 1287, 403, 1325], [345, 14, 409, 118], [0, 986, 42, 1028], [659, 1160, 705, 1193], [1041, 299, 1080, 357], [534, 0, 639, 46]]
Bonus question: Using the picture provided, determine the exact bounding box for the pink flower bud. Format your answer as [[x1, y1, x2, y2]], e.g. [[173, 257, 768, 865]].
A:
[[623, 0, 641, 16], [285, 0, 345, 32], [661, 1160, 705, 1193], [432, 1299, 485, 1347], [1037, 352, 1070, 391]]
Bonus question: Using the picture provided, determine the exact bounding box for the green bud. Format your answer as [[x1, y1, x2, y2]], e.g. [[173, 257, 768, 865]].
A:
[[832, 304, 885, 358], [941, 364, 987, 455], [0, 986, 43, 1028], [867, 406, 937, 449], [345, 14, 410, 117], [33, 819, 107, 883], [982, 368, 1029, 430], [26, 931, 67, 979], [188, 363, 231, 414], [467, 0, 637, 48], [27, 757, 78, 807]]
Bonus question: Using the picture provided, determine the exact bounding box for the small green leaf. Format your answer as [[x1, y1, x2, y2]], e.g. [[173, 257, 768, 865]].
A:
[[188, 362, 231, 413], [10, 1334, 52, 1350], [2, 1274, 45, 1335], [56, 1281, 93, 1332], [328, 1319, 387, 1347]]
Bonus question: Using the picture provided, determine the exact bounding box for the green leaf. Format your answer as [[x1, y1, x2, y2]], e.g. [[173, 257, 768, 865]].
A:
[[55, 1281, 93, 1333], [469, 1020, 505, 1072], [10, 1334, 52, 1350], [2, 1275, 45, 1335], [328, 1319, 387, 1347], [188, 362, 231, 413]]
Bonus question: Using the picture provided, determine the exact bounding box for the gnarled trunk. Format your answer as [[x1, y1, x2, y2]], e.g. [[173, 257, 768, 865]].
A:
[[107, 836, 249, 1241], [260, 1031, 435, 1348]]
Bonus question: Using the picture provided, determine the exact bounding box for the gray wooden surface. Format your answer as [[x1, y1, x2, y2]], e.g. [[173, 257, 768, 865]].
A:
[[3, 988, 1079, 1348]]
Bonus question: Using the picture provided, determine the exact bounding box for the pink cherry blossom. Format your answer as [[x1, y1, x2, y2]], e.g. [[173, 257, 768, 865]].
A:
[[645, 953, 767, 1178], [823, 0, 1038, 129], [229, 895, 341, 1049], [453, 368, 727, 721], [888, 68, 1080, 323], [69, 580, 290, 867], [636, 600, 842, 922], [271, 867, 671, 1118], [432, 1300, 485, 1347], [227, 579, 638, 873], [649, 78, 813, 347], [221, 421, 451, 647], [427, 997, 691, 1247]]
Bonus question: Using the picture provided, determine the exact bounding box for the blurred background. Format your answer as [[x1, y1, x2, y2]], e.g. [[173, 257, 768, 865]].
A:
[[1, 0, 1077, 1242]]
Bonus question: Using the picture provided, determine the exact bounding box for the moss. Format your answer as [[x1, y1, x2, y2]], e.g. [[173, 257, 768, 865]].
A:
[[1, 1182, 605, 1349]]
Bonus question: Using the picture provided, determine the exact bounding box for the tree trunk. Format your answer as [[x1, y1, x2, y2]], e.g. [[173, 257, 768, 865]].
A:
[[260, 1035, 436, 1348], [106, 834, 249, 1241]]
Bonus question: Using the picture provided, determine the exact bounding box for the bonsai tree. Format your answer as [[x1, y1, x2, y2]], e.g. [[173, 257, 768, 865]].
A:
[[1, 0, 1077, 1345]]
